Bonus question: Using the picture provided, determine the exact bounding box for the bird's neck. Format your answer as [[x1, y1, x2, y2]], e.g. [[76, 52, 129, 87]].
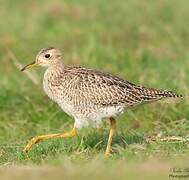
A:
[[45, 62, 64, 79]]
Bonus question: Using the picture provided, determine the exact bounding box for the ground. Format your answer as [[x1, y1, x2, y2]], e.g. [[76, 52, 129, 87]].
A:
[[0, 0, 189, 179]]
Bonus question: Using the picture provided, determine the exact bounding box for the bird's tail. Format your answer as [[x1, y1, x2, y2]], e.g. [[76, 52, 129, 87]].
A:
[[138, 87, 184, 102]]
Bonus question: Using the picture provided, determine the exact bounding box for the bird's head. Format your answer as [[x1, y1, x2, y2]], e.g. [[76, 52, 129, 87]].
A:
[[21, 47, 63, 71]]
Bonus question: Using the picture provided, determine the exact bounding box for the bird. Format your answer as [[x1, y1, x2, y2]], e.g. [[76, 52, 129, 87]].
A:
[[21, 47, 184, 155]]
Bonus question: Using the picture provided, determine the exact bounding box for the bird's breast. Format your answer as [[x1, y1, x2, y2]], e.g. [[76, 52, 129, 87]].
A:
[[43, 78, 55, 100], [43, 72, 77, 116]]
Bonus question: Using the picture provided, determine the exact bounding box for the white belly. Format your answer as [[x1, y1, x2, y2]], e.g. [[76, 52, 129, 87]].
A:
[[74, 105, 125, 129]]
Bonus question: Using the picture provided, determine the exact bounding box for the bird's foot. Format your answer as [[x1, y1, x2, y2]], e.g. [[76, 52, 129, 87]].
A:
[[23, 136, 41, 153], [23, 129, 77, 153], [105, 149, 113, 157], [105, 152, 112, 157]]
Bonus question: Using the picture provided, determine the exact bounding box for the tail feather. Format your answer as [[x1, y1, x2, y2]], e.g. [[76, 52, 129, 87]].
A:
[[138, 88, 184, 101]]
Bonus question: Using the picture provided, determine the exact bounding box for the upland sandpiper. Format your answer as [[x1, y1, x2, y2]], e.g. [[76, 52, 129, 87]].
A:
[[21, 47, 183, 155]]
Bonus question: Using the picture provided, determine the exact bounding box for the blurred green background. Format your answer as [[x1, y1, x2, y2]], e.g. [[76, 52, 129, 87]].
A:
[[0, 0, 189, 179]]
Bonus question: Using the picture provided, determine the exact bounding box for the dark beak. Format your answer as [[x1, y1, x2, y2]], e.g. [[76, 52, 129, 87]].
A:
[[21, 61, 38, 71]]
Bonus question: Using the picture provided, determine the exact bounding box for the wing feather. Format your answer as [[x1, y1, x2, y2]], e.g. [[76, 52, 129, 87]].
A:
[[64, 67, 143, 107]]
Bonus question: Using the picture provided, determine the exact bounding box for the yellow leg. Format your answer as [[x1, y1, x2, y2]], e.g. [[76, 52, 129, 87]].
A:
[[23, 127, 77, 153], [105, 117, 116, 156]]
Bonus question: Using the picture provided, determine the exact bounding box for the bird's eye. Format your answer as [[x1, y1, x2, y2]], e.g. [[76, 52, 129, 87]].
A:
[[45, 54, 51, 58]]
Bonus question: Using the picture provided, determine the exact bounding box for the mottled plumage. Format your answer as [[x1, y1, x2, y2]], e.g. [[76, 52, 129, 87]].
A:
[[43, 64, 182, 128], [21, 47, 183, 154]]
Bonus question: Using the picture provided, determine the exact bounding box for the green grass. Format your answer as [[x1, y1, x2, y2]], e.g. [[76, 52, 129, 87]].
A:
[[0, 0, 189, 179]]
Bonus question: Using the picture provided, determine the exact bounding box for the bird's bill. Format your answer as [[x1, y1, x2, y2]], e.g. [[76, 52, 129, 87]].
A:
[[21, 61, 38, 71]]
